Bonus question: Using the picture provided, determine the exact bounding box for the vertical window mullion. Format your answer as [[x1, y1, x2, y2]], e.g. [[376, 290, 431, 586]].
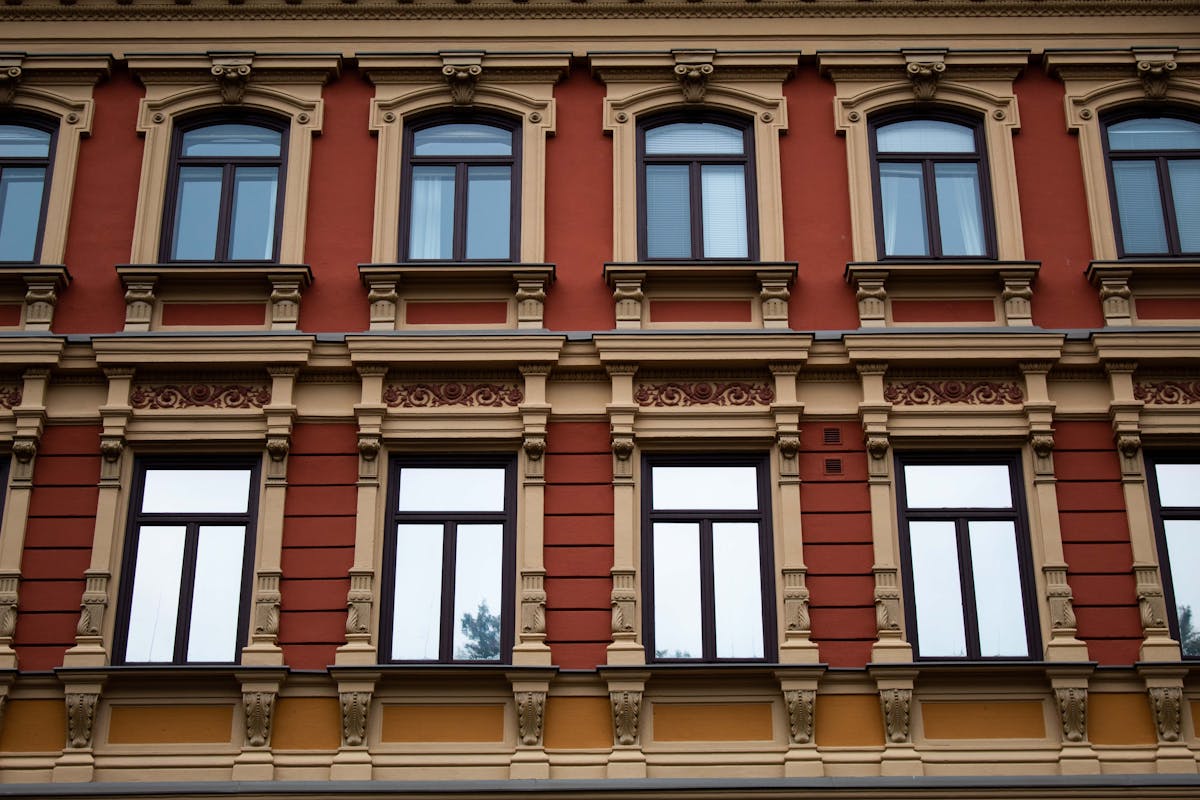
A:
[[452, 161, 468, 261], [215, 163, 237, 262], [955, 517, 982, 660], [440, 521, 458, 660], [1157, 155, 1184, 255], [923, 158, 944, 258], [699, 518, 717, 660], [690, 160, 704, 259], [174, 522, 202, 663]]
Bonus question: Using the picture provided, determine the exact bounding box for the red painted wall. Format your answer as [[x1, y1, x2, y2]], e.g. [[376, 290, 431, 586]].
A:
[[278, 423, 356, 669], [14, 425, 100, 671], [542, 420, 614, 668]]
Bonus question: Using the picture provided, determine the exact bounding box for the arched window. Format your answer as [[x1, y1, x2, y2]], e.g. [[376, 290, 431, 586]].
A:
[[161, 115, 288, 263], [870, 113, 995, 259], [637, 114, 757, 261], [400, 115, 520, 262], [1103, 113, 1200, 257], [0, 115, 57, 263]]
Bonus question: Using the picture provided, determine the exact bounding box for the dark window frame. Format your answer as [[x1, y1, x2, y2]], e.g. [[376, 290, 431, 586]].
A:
[[398, 111, 523, 263], [113, 455, 262, 666], [0, 111, 58, 264], [868, 108, 998, 261], [380, 454, 518, 664], [640, 453, 777, 663], [159, 111, 289, 264], [1101, 107, 1200, 259], [1145, 450, 1200, 659], [636, 110, 760, 262], [895, 451, 1040, 661]]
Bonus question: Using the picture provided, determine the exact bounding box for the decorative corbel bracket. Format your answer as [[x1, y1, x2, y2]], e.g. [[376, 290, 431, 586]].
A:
[[673, 50, 715, 103], [904, 50, 947, 101], [1135, 50, 1177, 100], [211, 53, 253, 104], [610, 688, 642, 746], [441, 52, 484, 106]]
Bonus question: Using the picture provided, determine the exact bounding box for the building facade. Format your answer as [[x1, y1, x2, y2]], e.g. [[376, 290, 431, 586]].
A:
[[0, 0, 1198, 797]]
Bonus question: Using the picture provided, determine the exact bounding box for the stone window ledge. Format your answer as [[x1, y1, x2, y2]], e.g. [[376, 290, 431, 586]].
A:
[[602, 261, 798, 330], [358, 262, 555, 331], [0, 264, 70, 331], [1086, 260, 1200, 327], [115, 263, 312, 333], [845, 260, 1040, 328]]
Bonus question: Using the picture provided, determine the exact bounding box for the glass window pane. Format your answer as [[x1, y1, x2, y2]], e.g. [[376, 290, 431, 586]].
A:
[[1108, 117, 1200, 151], [414, 124, 512, 157], [392, 524, 444, 660], [879, 162, 929, 256], [909, 521, 967, 657], [700, 164, 748, 258], [652, 522, 702, 659], [645, 122, 743, 155], [170, 166, 222, 260], [397, 467, 506, 512], [1156, 463, 1200, 507], [877, 120, 977, 153], [968, 520, 1029, 657], [0, 125, 52, 158], [465, 165, 511, 259], [408, 165, 455, 259], [452, 524, 504, 660], [904, 464, 1012, 509], [934, 162, 987, 256], [186, 526, 246, 662], [652, 465, 759, 511], [125, 525, 186, 662], [1112, 160, 1169, 254], [1168, 159, 1200, 252], [1163, 519, 1200, 657], [228, 166, 278, 260], [0, 167, 46, 261], [712, 522, 764, 658], [645, 164, 691, 258], [141, 469, 252, 514], [181, 124, 281, 157]]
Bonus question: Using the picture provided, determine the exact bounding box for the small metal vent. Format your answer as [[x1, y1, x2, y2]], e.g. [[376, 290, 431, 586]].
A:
[[823, 427, 841, 445], [824, 458, 843, 476]]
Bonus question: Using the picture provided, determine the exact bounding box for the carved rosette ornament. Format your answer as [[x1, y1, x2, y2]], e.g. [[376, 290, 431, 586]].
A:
[[0, 66, 22, 105], [674, 61, 713, 102], [1134, 380, 1200, 405], [340, 691, 371, 747], [443, 63, 483, 105], [0, 386, 21, 409], [243, 690, 275, 748], [884, 380, 1024, 406], [1137, 58, 1176, 99], [633, 381, 775, 407], [906, 60, 945, 101], [1055, 687, 1087, 743], [130, 384, 271, 410], [879, 688, 911, 744], [66, 692, 99, 749], [212, 63, 252, 104], [515, 690, 545, 747], [610, 690, 642, 746], [383, 383, 523, 408], [1148, 686, 1183, 742], [784, 689, 816, 744]]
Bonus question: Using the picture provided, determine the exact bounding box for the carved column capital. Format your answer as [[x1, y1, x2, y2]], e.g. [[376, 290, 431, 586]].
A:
[[1137, 56, 1176, 99], [211, 60, 252, 104], [443, 62, 483, 105]]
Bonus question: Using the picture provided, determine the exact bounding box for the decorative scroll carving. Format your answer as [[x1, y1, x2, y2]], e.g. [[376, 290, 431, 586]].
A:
[[0, 586, 16, 639], [1135, 566, 1169, 631], [782, 569, 810, 636], [633, 381, 775, 407], [906, 60, 945, 100], [1137, 57, 1176, 99], [0, 66, 22, 106], [1044, 567, 1077, 633], [383, 382, 523, 408], [610, 689, 641, 746], [243, 690, 275, 748], [874, 570, 902, 634], [130, 383, 271, 409], [254, 577, 281, 639], [1055, 686, 1087, 743], [610, 570, 637, 638], [1148, 686, 1182, 742], [884, 380, 1024, 406], [520, 572, 546, 636], [1134, 380, 1200, 405], [340, 690, 371, 747], [879, 688, 911, 743], [0, 386, 20, 410], [515, 690, 545, 747], [66, 692, 98, 749], [212, 62, 252, 104], [674, 61, 713, 102], [443, 63, 482, 105], [345, 572, 373, 636], [784, 689, 815, 744], [75, 574, 110, 638]]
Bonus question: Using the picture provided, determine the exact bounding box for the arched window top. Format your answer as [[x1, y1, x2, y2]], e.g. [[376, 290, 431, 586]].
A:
[[180, 123, 283, 158], [412, 122, 513, 157], [876, 118, 978, 154], [644, 120, 745, 156], [1107, 115, 1200, 152], [0, 123, 53, 159]]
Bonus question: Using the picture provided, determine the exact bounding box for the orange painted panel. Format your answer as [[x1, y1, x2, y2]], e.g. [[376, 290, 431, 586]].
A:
[[800, 513, 874, 544], [19, 549, 90, 580], [23, 517, 95, 549], [108, 705, 234, 744], [1069, 574, 1137, 605], [1193, 702, 1200, 737], [278, 578, 349, 611], [814, 695, 885, 746], [381, 705, 505, 742], [28, 486, 100, 519], [544, 697, 613, 749], [798, 452, 868, 482], [890, 299, 996, 323], [272, 698, 342, 750], [18, 581, 86, 613], [0, 700, 65, 752], [648, 300, 753, 323], [1135, 297, 1200, 320], [284, 485, 358, 516], [160, 302, 265, 326], [0, 304, 22, 326], [653, 703, 773, 742], [1073, 606, 1143, 638], [922, 701, 1045, 739], [1088, 693, 1157, 745], [13, 612, 79, 646], [405, 301, 509, 325]]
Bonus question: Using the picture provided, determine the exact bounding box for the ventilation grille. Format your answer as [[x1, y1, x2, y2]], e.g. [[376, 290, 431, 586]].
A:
[[823, 427, 842, 446], [824, 458, 843, 476]]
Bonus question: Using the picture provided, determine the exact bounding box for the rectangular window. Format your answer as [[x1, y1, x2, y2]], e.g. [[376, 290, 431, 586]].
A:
[[1147, 455, 1200, 658], [0, 121, 55, 263], [115, 459, 260, 665], [896, 454, 1037, 660], [642, 455, 774, 661], [382, 456, 516, 662]]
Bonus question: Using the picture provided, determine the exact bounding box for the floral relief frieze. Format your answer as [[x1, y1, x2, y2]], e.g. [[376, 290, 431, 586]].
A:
[[633, 381, 775, 407], [884, 380, 1024, 406], [383, 382, 524, 408], [1134, 380, 1200, 405], [0, 386, 21, 410], [129, 383, 272, 410]]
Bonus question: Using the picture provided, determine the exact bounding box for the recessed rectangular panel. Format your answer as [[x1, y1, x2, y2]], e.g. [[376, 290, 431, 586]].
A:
[[652, 465, 758, 511], [125, 525, 186, 662], [968, 520, 1028, 657], [711, 522, 763, 658], [1163, 519, 1200, 657], [909, 520, 967, 657], [392, 524, 444, 660], [904, 464, 1012, 509], [397, 467, 506, 512], [186, 525, 246, 662], [142, 469, 252, 514], [452, 524, 503, 660], [1155, 463, 1200, 507], [652, 522, 702, 659]]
